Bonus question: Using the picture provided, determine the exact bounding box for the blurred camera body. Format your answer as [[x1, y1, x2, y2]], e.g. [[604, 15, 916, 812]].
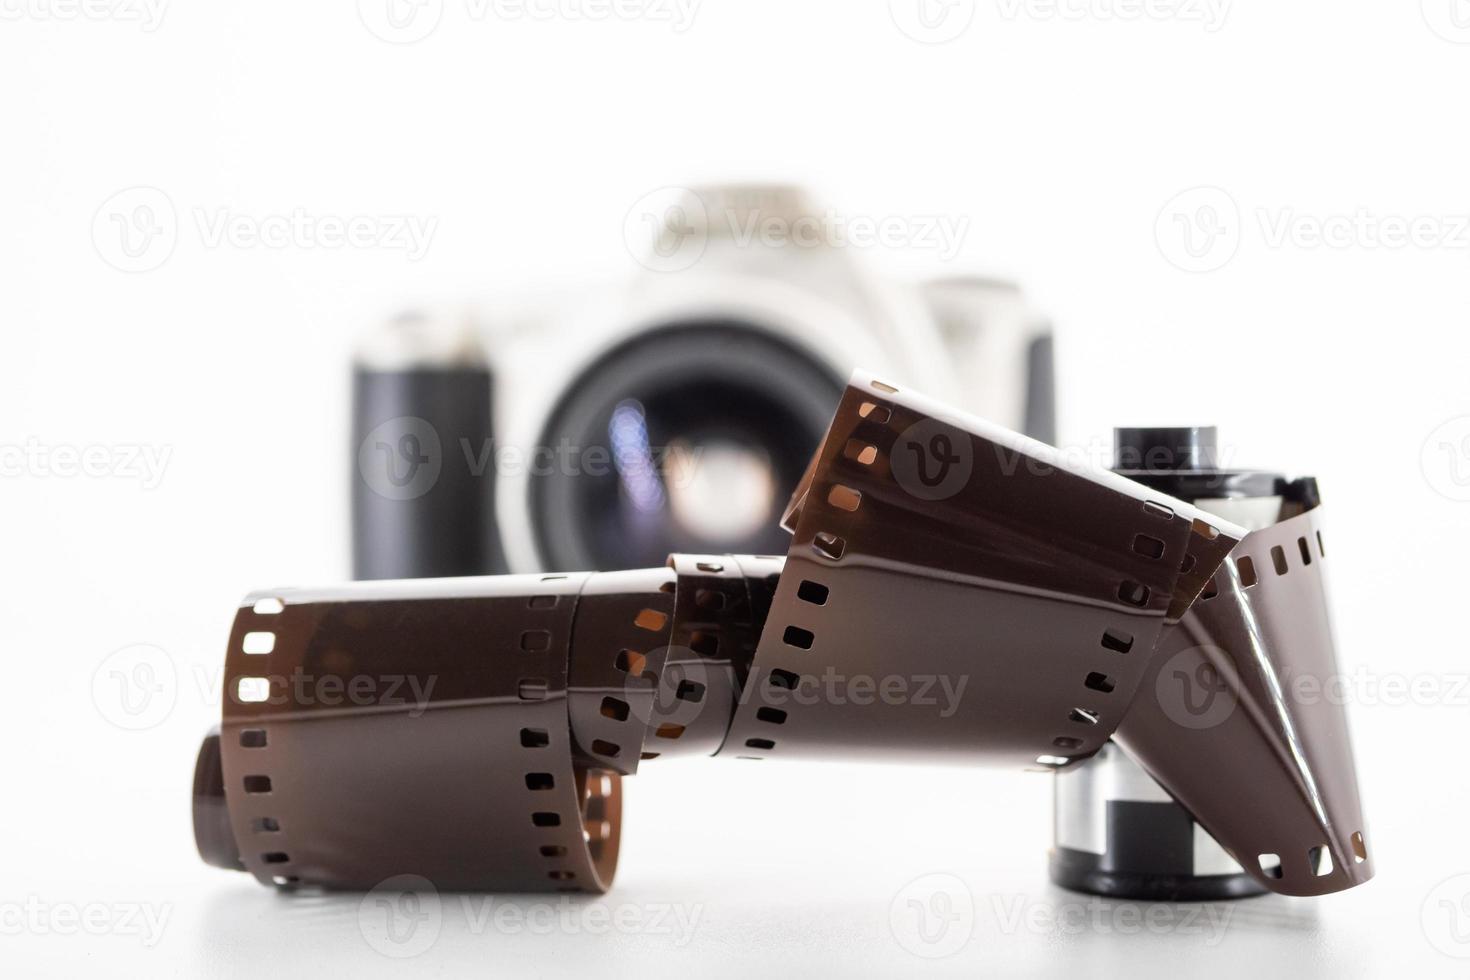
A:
[[354, 184, 1054, 578]]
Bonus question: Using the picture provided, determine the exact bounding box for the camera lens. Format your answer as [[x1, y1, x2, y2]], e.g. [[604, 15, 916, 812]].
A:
[[530, 322, 843, 571]]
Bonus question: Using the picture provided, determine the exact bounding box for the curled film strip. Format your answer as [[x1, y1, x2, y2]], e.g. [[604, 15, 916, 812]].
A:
[[567, 565, 677, 775], [196, 562, 782, 892], [1114, 506, 1373, 897], [206, 574, 619, 892], [194, 370, 1373, 899], [721, 371, 1243, 769]]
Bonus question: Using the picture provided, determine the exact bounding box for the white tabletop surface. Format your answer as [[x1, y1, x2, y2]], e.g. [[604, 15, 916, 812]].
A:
[[4, 677, 1464, 977]]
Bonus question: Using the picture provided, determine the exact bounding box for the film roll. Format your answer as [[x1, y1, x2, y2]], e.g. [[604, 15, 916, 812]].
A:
[[718, 372, 1244, 769], [212, 575, 619, 892], [1113, 505, 1373, 897], [197, 558, 787, 892]]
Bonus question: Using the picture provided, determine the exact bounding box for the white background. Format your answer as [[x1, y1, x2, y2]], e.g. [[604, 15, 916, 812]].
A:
[[3, 1, 1470, 976]]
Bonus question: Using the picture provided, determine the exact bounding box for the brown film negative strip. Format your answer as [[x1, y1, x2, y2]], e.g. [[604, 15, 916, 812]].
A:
[[201, 559, 787, 892], [726, 554, 786, 693], [195, 370, 1373, 900], [567, 566, 678, 775], [567, 559, 783, 768], [640, 555, 771, 760], [214, 575, 620, 893], [720, 371, 1243, 769], [1113, 507, 1373, 897]]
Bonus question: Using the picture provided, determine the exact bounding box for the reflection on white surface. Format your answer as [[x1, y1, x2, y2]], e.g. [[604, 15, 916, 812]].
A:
[[0, 733, 1430, 978]]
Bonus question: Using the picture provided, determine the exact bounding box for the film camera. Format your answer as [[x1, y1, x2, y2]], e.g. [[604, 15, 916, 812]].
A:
[[352, 184, 1054, 578]]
